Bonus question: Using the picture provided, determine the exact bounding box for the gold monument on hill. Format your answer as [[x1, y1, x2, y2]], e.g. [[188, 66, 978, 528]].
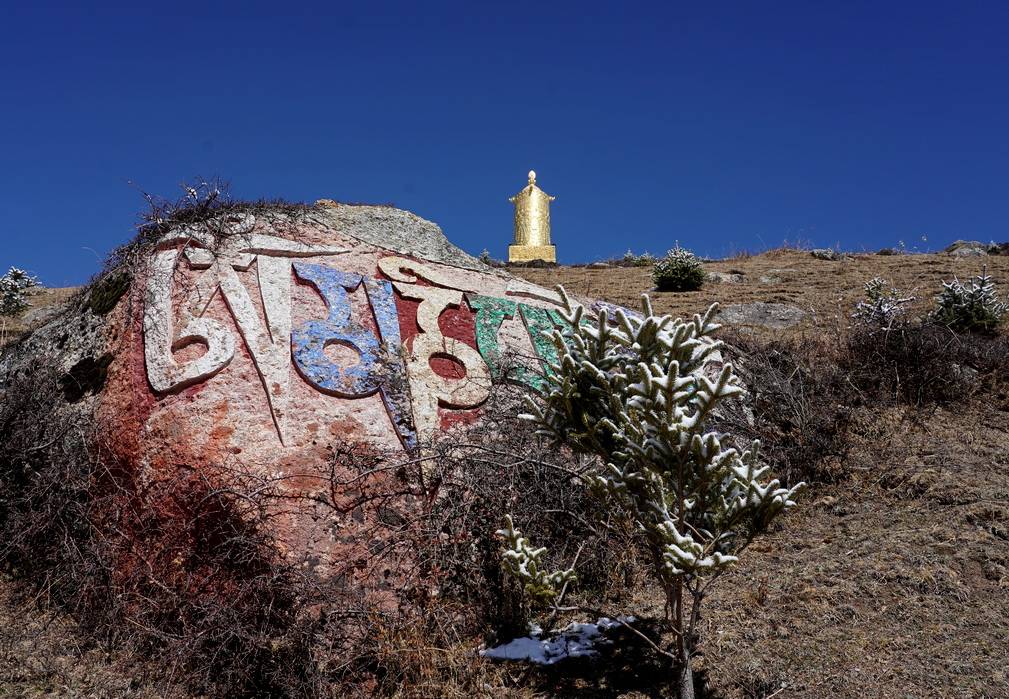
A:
[[508, 170, 556, 263]]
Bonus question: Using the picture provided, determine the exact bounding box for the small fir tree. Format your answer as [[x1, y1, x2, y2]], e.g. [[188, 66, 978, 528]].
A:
[[0, 267, 39, 318], [852, 277, 914, 329], [502, 288, 802, 697], [932, 269, 1008, 332], [497, 515, 576, 605], [622, 249, 656, 267], [652, 245, 705, 291]]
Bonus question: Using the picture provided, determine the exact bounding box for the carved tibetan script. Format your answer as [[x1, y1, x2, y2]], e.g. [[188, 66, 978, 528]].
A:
[[144, 235, 573, 451]]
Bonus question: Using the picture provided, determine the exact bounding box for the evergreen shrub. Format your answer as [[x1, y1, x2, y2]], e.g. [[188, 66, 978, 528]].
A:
[[852, 277, 914, 329], [932, 270, 1008, 333], [622, 249, 656, 267], [651, 246, 705, 291], [0, 267, 39, 317]]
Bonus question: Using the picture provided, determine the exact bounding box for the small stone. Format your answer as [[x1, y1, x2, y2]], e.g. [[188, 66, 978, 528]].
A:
[[982, 562, 1006, 582], [952, 247, 987, 257], [706, 272, 744, 284], [953, 363, 979, 382], [811, 248, 842, 261], [587, 262, 611, 269]]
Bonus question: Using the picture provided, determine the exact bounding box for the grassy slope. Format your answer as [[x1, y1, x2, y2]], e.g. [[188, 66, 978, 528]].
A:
[[514, 251, 1009, 699], [0, 287, 78, 349], [515, 249, 1009, 339], [2, 251, 1007, 698], [0, 584, 184, 698]]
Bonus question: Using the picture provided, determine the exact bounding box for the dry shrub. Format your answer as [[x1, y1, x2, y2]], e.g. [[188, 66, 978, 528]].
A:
[[0, 362, 326, 697], [109, 178, 313, 273], [96, 466, 320, 696], [418, 394, 644, 629], [323, 389, 644, 677], [842, 321, 1009, 406], [0, 359, 637, 696], [720, 323, 1009, 487], [720, 333, 855, 485], [0, 361, 98, 594]]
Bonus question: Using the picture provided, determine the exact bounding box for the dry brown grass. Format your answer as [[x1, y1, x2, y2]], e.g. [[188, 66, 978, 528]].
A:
[[691, 402, 1009, 698], [0, 286, 77, 349], [511, 251, 1009, 699], [513, 250, 1009, 339], [0, 583, 186, 698]]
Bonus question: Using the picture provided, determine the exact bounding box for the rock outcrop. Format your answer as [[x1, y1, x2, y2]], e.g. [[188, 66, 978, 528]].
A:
[[718, 302, 808, 330], [810, 248, 844, 261], [944, 240, 988, 257], [0, 201, 617, 585], [706, 271, 744, 284]]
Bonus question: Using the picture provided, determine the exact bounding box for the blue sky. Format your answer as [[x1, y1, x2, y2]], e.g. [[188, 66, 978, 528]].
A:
[[2, 1, 1008, 285]]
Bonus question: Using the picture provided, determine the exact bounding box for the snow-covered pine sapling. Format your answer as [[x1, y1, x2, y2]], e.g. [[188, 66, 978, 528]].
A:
[[852, 277, 914, 329], [652, 244, 705, 291], [0, 267, 39, 318], [622, 249, 656, 267], [506, 287, 802, 699], [932, 268, 1008, 332], [497, 515, 577, 605]]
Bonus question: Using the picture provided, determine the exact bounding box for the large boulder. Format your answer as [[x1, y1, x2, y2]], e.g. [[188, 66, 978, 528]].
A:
[[0, 201, 616, 586], [944, 240, 988, 257]]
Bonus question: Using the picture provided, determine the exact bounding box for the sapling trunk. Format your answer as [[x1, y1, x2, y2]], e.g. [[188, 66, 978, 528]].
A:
[[670, 578, 694, 699], [679, 661, 695, 699]]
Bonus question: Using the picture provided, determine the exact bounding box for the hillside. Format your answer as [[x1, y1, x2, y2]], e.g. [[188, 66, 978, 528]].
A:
[[513, 248, 1009, 337], [2, 248, 1007, 698], [512, 250, 1009, 698], [0, 286, 77, 348]]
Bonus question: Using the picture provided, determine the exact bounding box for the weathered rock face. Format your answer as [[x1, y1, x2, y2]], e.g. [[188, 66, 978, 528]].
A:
[[4, 202, 612, 584], [718, 302, 808, 330], [810, 248, 842, 261], [944, 240, 988, 257]]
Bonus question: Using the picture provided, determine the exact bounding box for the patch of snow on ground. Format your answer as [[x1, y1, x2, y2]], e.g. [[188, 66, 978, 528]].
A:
[[480, 617, 636, 665]]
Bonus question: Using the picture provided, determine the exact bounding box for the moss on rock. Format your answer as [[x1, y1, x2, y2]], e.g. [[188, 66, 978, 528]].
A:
[[87, 272, 131, 316]]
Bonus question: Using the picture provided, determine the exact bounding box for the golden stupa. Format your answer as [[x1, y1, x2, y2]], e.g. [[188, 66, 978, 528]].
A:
[[508, 170, 556, 263]]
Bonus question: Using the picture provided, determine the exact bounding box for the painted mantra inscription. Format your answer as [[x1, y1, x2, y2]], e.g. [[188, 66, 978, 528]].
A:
[[144, 244, 569, 450]]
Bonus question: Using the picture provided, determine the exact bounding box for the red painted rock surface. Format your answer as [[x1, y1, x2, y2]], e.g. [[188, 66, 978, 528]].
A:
[[87, 203, 600, 584]]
